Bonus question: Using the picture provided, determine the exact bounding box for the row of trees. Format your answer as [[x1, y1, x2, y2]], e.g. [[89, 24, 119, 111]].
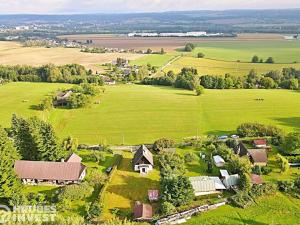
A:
[[251, 55, 275, 64], [0, 64, 104, 85], [200, 69, 300, 90]]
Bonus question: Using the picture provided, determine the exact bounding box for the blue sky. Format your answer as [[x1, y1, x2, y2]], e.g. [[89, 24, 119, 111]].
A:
[[0, 0, 299, 14]]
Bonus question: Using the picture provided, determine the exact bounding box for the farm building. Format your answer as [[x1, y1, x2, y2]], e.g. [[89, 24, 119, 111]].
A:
[[148, 190, 159, 202], [250, 174, 264, 185], [133, 201, 153, 222], [253, 139, 267, 148], [14, 153, 86, 185], [132, 145, 154, 174], [213, 155, 225, 167], [248, 149, 268, 166], [53, 90, 72, 106], [189, 176, 226, 196], [234, 142, 248, 157]]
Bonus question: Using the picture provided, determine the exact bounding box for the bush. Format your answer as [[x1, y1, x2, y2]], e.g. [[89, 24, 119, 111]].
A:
[[195, 85, 205, 96], [184, 43, 195, 52], [261, 166, 272, 175], [281, 132, 300, 155], [277, 180, 294, 192], [153, 138, 175, 152], [184, 152, 198, 163], [197, 52, 205, 58], [160, 201, 177, 216], [237, 122, 284, 139]]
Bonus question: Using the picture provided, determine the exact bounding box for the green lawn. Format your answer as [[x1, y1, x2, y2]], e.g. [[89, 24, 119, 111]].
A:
[[190, 40, 300, 63], [130, 52, 179, 67], [1, 83, 300, 145], [185, 192, 300, 225], [102, 151, 160, 220]]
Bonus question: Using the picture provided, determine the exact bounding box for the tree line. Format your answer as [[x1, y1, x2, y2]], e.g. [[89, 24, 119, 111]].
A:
[[142, 67, 300, 91], [0, 64, 104, 85]]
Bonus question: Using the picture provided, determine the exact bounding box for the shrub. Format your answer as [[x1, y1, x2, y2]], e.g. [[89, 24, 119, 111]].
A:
[[184, 152, 198, 163], [261, 166, 272, 175], [160, 201, 177, 216], [153, 138, 175, 152], [237, 122, 284, 139], [281, 132, 300, 155], [197, 52, 205, 58], [277, 180, 294, 192], [195, 85, 205, 96]]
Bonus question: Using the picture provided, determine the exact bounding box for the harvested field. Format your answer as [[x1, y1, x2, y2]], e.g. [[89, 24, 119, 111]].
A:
[[0, 41, 142, 72], [58, 33, 286, 51]]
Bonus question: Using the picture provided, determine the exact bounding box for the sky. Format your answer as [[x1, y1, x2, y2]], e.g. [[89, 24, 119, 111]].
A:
[[0, 0, 299, 14]]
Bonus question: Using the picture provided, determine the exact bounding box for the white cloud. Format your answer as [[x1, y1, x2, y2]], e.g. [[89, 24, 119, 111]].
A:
[[0, 0, 299, 14]]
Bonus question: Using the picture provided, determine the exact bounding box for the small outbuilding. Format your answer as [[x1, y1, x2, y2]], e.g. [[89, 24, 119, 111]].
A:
[[248, 149, 268, 166], [250, 174, 263, 185], [148, 190, 159, 202], [133, 201, 153, 222], [234, 142, 249, 157], [222, 174, 239, 189], [213, 155, 225, 167], [189, 176, 226, 196], [253, 139, 267, 148], [133, 145, 154, 174]]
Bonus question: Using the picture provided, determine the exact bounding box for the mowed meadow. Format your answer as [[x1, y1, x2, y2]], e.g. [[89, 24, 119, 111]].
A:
[[155, 40, 300, 76], [1, 82, 300, 144]]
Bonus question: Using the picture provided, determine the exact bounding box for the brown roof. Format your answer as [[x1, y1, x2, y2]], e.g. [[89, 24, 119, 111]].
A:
[[250, 174, 263, 185], [133, 145, 154, 166], [134, 202, 153, 220], [248, 149, 268, 163], [66, 153, 82, 163], [14, 160, 86, 181]]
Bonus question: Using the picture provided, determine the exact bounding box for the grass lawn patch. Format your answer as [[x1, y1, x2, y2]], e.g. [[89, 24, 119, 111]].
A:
[[184, 192, 300, 225], [130, 52, 180, 68], [102, 151, 160, 220]]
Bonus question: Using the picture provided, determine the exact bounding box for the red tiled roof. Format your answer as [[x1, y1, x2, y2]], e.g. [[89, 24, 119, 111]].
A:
[[14, 160, 86, 181], [253, 139, 267, 146], [134, 202, 153, 220], [250, 174, 263, 185], [66, 153, 82, 163]]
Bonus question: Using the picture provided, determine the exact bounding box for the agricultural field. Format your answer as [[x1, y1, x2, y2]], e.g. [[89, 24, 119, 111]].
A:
[[164, 56, 300, 76], [130, 52, 179, 67], [128, 40, 300, 76], [0, 41, 142, 72], [1, 83, 300, 145]]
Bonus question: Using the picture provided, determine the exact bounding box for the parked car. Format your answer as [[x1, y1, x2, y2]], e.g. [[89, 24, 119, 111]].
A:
[[231, 135, 239, 139], [106, 167, 113, 174]]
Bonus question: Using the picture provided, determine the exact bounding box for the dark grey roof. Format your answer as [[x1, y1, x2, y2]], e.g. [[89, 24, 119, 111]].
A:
[[133, 145, 154, 166], [234, 142, 248, 157]]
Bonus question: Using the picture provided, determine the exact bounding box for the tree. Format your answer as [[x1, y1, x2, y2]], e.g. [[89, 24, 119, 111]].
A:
[[160, 48, 165, 54], [265, 57, 274, 64], [238, 173, 251, 191], [161, 176, 194, 206], [62, 136, 78, 152], [197, 52, 205, 58], [158, 153, 186, 178], [227, 155, 251, 175], [184, 43, 195, 52], [160, 202, 176, 216], [0, 126, 21, 200], [138, 65, 149, 80], [276, 154, 289, 172], [195, 85, 205, 96], [281, 132, 300, 155], [38, 97, 53, 111], [251, 55, 259, 63], [184, 152, 198, 163], [260, 77, 276, 89], [153, 138, 175, 153], [11, 115, 63, 161]]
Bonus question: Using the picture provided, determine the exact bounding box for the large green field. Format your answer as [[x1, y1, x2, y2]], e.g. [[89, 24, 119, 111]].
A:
[[191, 40, 300, 63], [131, 40, 300, 76], [1, 82, 300, 145]]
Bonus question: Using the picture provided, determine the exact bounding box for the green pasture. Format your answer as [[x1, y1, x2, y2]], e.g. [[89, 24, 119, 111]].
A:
[[164, 56, 300, 76], [1, 83, 300, 145], [130, 52, 179, 67], [190, 40, 300, 63], [185, 192, 300, 225]]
